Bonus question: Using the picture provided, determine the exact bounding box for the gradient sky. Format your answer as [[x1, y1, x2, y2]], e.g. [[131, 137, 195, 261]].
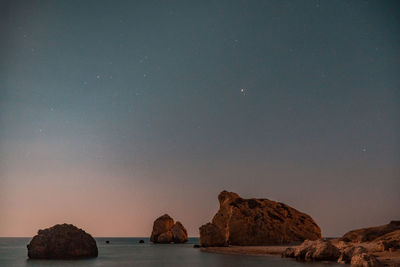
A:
[[0, 0, 399, 237]]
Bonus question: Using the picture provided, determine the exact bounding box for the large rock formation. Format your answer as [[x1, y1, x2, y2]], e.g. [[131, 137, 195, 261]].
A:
[[199, 191, 321, 246], [150, 214, 188, 244], [341, 221, 400, 243], [27, 223, 98, 259]]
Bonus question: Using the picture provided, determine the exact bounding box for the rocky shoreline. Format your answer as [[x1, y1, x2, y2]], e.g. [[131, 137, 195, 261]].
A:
[[25, 191, 399, 266], [200, 220, 400, 267], [201, 242, 400, 266], [197, 191, 400, 267]]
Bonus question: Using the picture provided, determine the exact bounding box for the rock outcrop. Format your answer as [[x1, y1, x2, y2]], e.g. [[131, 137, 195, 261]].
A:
[[282, 239, 340, 261], [337, 244, 368, 264], [199, 191, 321, 246], [341, 221, 400, 243], [282, 239, 381, 266], [27, 223, 98, 259], [350, 253, 380, 267], [150, 214, 188, 244], [374, 230, 400, 252], [171, 222, 188, 243]]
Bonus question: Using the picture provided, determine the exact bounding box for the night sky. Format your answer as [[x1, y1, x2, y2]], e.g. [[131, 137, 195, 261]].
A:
[[1, 0, 399, 237]]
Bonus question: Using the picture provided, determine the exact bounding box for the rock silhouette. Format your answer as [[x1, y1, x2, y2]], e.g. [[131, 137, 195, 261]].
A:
[[27, 223, 98, 259], [150, 214, 188, 244], [200, 191, 321, 246]]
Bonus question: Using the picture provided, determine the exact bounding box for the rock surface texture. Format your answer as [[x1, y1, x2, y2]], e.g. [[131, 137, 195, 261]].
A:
[[27, 223, 98, 259], [150, 214, 188, 244], [282, 239, 381, 266], [341, 221, 400, 243], [282, 239, 340, 261], [199, 191, 321, 247]]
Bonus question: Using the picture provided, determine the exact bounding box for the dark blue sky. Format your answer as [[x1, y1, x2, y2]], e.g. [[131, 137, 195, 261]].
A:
[[0, 0, 399, 236]]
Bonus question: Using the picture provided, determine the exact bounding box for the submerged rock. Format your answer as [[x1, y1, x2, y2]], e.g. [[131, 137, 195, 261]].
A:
[[150, 214, 188, 244], [199, 191, 321, 246], [27, 223, 98, 259]]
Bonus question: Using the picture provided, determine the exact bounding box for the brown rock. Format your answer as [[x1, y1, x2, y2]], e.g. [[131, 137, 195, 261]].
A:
[[282, 239, 340, 261], [341, 221, 400, 243], [200, 223, 228, 247], [150, 214, 175, 243], [338, 245, 368, 264], [171, 221, 188, 243], [350, 253, 380, 267], [282, 247, 296, 258], [27, 223, 98, 259], [157, 231, 173, 243], [200, 191, 321, 246], [374, 230, 400, 251], [150, 214, 188, 244]]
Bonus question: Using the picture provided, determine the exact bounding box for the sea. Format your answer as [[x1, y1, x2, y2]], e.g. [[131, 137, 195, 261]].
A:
[[0, 237, 343, 267]]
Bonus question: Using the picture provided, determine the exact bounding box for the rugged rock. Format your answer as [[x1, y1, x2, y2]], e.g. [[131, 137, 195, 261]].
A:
[[150, 214, 175, 243], [337, 245, 368, 264], [374, 230, 400, 252], [199, 191, 321, 246], [27, 223, 98, 259], [157, 231, 173, 243], [150, 214, 188, 244], [171, 221, 188, 243], [341, 221, 400, 243], [282, 239, 340, 261], [350, 253, 380, 267], [200, 223, 228, 247], [282, 239, 381, 266]]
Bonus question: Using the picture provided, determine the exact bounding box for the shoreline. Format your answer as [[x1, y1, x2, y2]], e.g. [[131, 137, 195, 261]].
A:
[[200, 243, 400, 266]]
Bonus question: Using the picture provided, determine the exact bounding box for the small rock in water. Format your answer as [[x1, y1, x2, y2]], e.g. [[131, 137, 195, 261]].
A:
[[106, 240, 110, 244], [139, 240, 145, 243]]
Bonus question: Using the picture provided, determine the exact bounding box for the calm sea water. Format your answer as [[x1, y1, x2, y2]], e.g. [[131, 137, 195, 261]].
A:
[[0, 237, 342, 267]]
